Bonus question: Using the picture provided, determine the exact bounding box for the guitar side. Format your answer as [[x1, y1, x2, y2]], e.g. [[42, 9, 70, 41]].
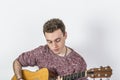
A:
[[11, 68, 49, 80]]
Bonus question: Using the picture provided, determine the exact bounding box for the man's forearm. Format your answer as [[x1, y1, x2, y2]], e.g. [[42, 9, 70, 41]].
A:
[[13, 60, 23, 79]]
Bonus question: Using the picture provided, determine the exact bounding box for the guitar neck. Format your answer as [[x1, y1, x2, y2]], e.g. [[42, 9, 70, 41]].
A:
[[63, 71, 86, 80], [50, 71, 86, 80]]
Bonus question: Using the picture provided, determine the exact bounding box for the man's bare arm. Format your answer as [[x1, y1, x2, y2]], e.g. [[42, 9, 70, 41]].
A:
[[13, 60, 23, 80]]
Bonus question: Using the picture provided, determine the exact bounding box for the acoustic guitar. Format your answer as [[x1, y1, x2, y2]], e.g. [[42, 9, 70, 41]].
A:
[[12, 66, 112, 80]]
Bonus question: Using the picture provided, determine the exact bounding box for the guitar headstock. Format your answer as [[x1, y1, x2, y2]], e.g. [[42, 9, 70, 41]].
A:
[[87, 66, 112, 78]]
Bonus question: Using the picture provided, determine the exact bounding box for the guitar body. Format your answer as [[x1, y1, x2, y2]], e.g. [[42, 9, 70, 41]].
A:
[[11, 68, 56, 80]]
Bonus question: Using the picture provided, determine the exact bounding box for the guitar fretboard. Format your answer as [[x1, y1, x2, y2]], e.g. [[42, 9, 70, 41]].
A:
[[50, 71, 85, 80]]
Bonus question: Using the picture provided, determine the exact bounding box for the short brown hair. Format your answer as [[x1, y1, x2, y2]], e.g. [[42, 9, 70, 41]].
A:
[[43, 18, 66, 35]]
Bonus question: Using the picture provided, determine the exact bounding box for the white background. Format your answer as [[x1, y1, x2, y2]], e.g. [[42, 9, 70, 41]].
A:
[[0, 0, 120, 80]]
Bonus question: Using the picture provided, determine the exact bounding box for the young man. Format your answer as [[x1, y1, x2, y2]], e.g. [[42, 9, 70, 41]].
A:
[[13, 18, 87, 80]]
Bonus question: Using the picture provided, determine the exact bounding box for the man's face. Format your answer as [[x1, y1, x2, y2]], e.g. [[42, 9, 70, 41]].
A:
[[45, 29, 67, 54]]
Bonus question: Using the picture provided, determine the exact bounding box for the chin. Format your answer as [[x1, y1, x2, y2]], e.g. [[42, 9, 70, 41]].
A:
[[53, 50, 60, 54], [54, 51, 59, 54]]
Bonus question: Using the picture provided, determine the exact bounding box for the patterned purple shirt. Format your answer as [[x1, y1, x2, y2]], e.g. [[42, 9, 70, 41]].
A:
[[17, 45, 87, 80]]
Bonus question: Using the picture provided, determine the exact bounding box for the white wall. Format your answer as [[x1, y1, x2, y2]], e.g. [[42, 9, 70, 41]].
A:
[[0, 0, 120, 79]]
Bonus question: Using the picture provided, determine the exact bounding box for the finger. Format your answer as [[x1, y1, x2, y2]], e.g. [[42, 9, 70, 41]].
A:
[[57, 76, 62, 80], [60, 77, 63, 80], [56, 76, 60, 80]]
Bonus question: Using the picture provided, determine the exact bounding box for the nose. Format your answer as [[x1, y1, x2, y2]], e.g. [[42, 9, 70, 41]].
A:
[[52, 42, 58, 48]]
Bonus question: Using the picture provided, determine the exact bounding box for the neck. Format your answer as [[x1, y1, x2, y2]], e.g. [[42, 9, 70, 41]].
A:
[[58, 46, 67, 57], [64, 46, 67, 56]]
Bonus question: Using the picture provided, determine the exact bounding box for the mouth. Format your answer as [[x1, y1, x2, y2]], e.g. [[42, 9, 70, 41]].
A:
[[53, 48, 59, 51]]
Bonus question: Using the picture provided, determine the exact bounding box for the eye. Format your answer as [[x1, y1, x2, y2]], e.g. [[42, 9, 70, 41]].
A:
[[55, 38, 61, 43], [47, 40, 52, 44]]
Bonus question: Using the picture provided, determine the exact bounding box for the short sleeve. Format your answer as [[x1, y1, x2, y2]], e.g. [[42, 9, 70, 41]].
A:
[[17, 46, 43, 67]]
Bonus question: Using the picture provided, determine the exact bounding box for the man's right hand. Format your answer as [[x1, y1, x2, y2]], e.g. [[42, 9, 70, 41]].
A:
[[13, 60, 23, 80]]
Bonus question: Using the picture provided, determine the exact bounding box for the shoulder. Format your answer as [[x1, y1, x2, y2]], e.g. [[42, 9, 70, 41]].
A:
[[69, 47, 85, 60], [34, 45, 49, 51], [70, 49, 87, 67], [20, 45, 49, 56]]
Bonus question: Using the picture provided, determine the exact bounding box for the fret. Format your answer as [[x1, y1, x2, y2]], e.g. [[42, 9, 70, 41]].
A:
[[78, 72, 81, 78], [82, 71, 85, 77], [73, 73, 78, 79], [63, 76, 66, 80], [70, 73, 75, 80], [71, 73, 76, 79], [70, 73, 74, 80], [76, 73, 79, 78], [63, 74, 72, 80], [50, 77, 56, 80]]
